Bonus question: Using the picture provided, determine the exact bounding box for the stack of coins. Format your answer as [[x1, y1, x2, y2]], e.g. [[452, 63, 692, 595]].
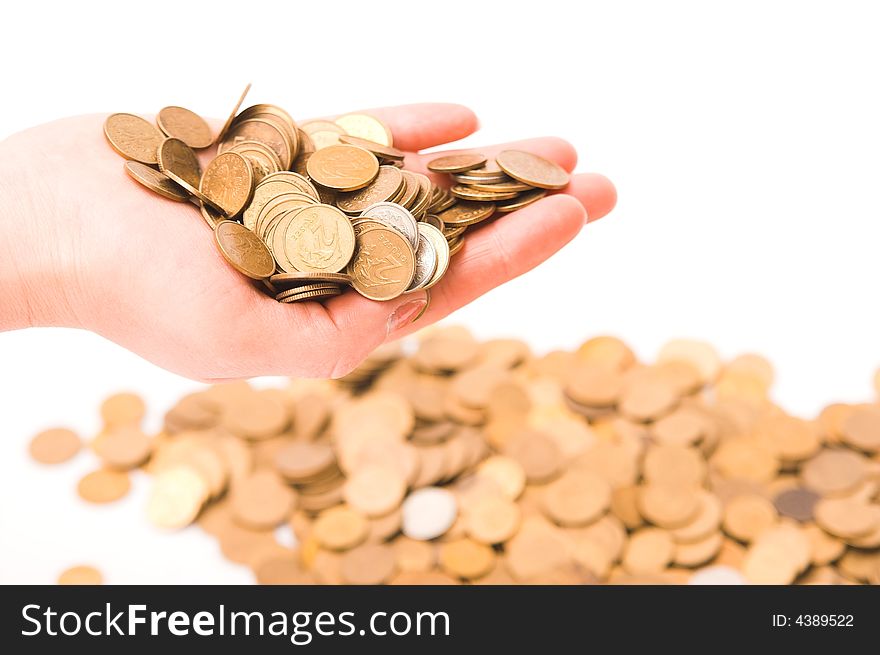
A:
[[103, 86, 569, 304], [426, 149, 570, 253], [32, 328, 880, 585]]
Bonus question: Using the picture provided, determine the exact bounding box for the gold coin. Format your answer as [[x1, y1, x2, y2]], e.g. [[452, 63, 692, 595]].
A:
[[157, 137, 201, 192], [93, 426, 153, 470], [814, 497, 880, 539], [343, 465, 407, 517], [270, 272, 351, 288], [450, 184, 519, 202], [435, 201, 495, 227], [336, 166, 404, 213], [279, 204, 356, 274], [213, 221, 275, 280], [100, 391, 145, 427], [200, 152, 254, 218], [392, 537, 436, 573], [147, 466, 208, 530], [157, 106, 213, 149], [309, 130, 345, 150], [348, 224, 416, 301], [475, 455, 526, 499], [215, 83, 251, 145], [841, 406, 880, 452], [722, 494, 778, 542], [427, 153, 488, 174], [103, 113, 164, 164], [622, 528, 674, 574], [504, 431, 563, 484], [494, 189, 547, 213], [334, 113, 393, 147], [77, 468, 131, 504], [340, 544, 396, 584], [801, 448, 867, 496], [495, 150, 570, 190], [124, 161, 190, 202], [29, 428, 81, 465], [313, 505, 369, 551], [468, 179, 532, 193], [339, 135, 405, 161], [230, 470, 296, 530], [307, 145, 380, 192], [220, 118, 292, 170], [637, 483, 700, 528], [301, 119, 345, 135], [542, 470, 611, 526], [464, 495, 521, 544], [229, 140, 282, 185], [439, 538, 495, 580], [58, 565, 103, 585]]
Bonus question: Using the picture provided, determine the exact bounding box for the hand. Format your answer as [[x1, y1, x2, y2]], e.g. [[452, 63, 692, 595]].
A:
[[0, 104, 616, 381]]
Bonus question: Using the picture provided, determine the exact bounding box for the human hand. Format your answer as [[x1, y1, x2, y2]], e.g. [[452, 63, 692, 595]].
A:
[[0, 104, 616, 381]]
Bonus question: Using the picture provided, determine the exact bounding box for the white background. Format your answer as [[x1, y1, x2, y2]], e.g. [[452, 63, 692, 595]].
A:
[[1, 0, 879, 583]]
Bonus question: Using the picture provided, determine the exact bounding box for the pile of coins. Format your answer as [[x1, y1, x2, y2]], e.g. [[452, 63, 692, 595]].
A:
[[103, 86, 569, 303], [31, 328, 880, 585]]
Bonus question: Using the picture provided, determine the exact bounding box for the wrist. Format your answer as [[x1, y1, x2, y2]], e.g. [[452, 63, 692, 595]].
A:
[[0, 134, 90, 331]]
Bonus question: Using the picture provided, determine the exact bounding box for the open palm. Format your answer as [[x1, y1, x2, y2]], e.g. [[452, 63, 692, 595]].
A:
[[0, 104, 615, 380]]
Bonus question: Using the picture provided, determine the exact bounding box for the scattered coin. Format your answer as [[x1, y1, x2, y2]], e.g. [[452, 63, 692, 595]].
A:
[[77, 468, 131, 504], [33, 328, 880, 585], [58, 565, 103, 585], [29, 428, 81, 465], [402, 487, 458, 541]]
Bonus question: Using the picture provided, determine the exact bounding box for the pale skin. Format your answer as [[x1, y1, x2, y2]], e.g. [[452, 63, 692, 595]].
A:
[[0, 103, 616, 381]]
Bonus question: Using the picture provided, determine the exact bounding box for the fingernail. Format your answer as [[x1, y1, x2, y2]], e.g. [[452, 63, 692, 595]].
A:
[[386, 294, 428, 337]]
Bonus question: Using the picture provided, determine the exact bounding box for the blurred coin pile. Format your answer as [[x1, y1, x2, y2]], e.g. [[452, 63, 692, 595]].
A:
[[103, 86, 569, 304], [32, 329, 880, 585]]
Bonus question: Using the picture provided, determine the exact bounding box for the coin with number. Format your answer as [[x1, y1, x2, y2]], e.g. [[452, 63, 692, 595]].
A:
[[282, 204, 355, 274], [214, 220, 275, 279]]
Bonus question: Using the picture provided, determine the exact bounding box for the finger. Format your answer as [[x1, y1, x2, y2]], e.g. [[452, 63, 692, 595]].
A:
[[332, 103, 479, 152], [318, 193, 587, 354], [563, 172, 618, 223], [411, 136, 578, 175]]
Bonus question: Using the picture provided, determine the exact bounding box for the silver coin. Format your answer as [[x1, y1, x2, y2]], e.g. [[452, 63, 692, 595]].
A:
[[408, 229, 439, 291], [359, 201, 419, 249], [417, 222, 450, 290]]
